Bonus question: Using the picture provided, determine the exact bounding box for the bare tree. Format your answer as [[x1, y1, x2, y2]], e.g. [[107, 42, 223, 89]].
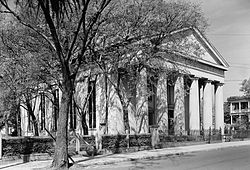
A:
[[240, 78, 250, 95], [0, 0, 207, 169], [93, 0, 207, 134], [0, 18, 58, 136], [1, 0, 113, 168]]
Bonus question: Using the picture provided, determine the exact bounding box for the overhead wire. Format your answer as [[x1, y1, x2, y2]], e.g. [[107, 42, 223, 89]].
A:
[[207, 33, 250, 37], [203, 34, 250, 84]]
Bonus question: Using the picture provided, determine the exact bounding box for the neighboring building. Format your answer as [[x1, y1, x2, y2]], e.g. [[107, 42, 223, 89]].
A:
[[20, 28, 229, 136], [227, 96, 250, 125]]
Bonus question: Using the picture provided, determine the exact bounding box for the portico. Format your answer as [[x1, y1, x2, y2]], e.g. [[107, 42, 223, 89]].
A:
[[19, 27, 229, 137], [78, 27, 229, 136], [186, 77, 225, 134], [157, 70, 226, 136]]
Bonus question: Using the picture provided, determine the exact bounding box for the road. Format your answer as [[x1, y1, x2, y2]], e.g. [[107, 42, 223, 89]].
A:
[[84, 145, 250, 170]]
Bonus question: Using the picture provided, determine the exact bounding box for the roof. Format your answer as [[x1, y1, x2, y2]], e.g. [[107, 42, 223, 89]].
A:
[[227, 95, 250, 102], [169, 27, 229, 71], [192, 27, 229, 69]]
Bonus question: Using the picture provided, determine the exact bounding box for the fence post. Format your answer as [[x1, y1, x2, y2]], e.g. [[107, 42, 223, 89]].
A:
[[76, 133, 80, 153], [201, 126, 205, 141], [241, 129, 244, 141], [151, 126, 159, 149], [219, 127, 222, 141], [208, 127, 211, 144], [126, 129, 129, 150], [0, 133, 2, 159]]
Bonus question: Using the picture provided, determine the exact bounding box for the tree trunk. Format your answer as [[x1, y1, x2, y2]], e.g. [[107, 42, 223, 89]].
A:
[[119, 96, 130, 149], [5, 119, 9, 136], [26, 101, 39, 136], [105, 75, 109, 134], [16, 107, 22, 136], [122, 101, 130, 133], [118, 94, 130, 133], [81, 113, 88, 135], [117, 72, 130, 134], [52, 82, 72, 169]]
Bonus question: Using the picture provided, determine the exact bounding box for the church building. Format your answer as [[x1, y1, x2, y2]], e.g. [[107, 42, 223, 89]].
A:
[[20, 27, 229, 137]]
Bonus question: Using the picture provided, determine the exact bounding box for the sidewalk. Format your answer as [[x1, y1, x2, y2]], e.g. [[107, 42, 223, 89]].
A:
[[1, 140, 250, 170]]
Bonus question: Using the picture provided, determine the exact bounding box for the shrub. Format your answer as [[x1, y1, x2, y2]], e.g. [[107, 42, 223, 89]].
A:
[[2, 137, 54, 157]]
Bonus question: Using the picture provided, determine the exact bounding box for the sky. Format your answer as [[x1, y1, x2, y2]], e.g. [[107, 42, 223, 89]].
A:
[[2, 0, 249, 102], [190, 0, 250, 101]]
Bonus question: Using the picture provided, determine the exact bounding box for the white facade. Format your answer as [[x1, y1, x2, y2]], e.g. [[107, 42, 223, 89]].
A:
[[228, 96, 250, 125], [20, 28, 228, 136]]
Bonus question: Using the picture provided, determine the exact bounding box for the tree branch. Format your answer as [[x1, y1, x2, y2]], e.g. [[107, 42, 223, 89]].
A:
[[0, 1, 56, 52], [66, 0, 91, 62], [37, 0, 65, 66]]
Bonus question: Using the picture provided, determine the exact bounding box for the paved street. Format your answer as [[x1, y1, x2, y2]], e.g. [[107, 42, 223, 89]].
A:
[[1, 140, 250, 170], [87, 145, 250, 170]]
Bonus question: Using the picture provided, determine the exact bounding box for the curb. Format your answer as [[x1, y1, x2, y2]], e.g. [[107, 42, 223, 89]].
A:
[[1, 140, 250, 170], [71, 140, 250, 168]]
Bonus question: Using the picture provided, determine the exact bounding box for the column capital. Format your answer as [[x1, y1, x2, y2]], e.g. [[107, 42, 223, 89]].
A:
[[190, 77, 199, 81], [212, 81, 224, 86], [215, 82, 224, 86], [204, 79, 212, 84]]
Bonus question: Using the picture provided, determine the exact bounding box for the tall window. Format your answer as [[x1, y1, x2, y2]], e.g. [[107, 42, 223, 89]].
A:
[[241, 102, 248, 111], [27, 105, 33, 132], [232, 115, 239, 124], [52, 89, 59, 131], [147, 75, 158, 126], [167, 79, 175, 134], [69, 99, 77, 130], [88, 81, 96, 129], [167, 83, 175, 106], [40, 92, 46, 130], [167, 74, 177, 108], [232, 103, 239, 111]]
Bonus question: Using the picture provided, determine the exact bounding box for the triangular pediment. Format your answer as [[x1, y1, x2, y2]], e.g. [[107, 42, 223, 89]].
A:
[[160, 28, 229, 70], [191, 28, 229, 70]]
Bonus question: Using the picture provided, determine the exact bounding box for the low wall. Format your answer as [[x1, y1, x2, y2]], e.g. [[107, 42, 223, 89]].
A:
[[2, 136, 54, 157], [101, 134, 151, 153], [80, 133, 208, 154], [1, 131, 223, 157]]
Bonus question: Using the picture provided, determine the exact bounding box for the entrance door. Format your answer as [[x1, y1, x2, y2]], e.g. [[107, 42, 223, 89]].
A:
[[168, 110, 174, 135]]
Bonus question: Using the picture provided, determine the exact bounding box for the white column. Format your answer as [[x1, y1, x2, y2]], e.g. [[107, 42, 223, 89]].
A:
[[215, 83, 224, 134], [174, 76, 185, 135], [189, 77, 200, 131], [156, 75, 168, 133], [136, 68, 148, 133], [203, 80, 213, 130], [0, 133, 2, 159], [200, 82, 204, 130], [230, 103, 233, 125]]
